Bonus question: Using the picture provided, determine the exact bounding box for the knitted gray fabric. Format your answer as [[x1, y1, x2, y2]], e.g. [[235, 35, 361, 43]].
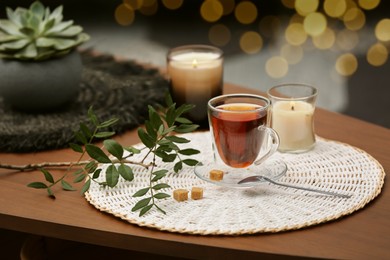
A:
[[0, 51, 169, 152]]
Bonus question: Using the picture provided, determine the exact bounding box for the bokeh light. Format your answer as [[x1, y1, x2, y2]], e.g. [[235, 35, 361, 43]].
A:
[[124, 0, 143, 10], [285, 23, 307, 46], [375, 19, 390, 42], [290, 13, 304, 24], [280, 44, 304, 64], [266, 56, 289, 78], [367, 43, 388, 66], [281, 0, 295, 9], [343, 7, 366, 31], [162, 0, 183, 10], [200, 0, 223, 23], [295, 0, 319, 16], [335, 53, 358, 76], [345, 0, 358, 10], [209, 24, 231, 47], [304, 12, 327, 36], [220, 0, 236, 15], [312, 27, 336, 49], [358, 0, 380, 10], [324, 0, 347, 18], [139, 0, 158, 15], [235, 1, 258, 25], [239, 31, 263, 54], [115, 0, 388, 78], [115, 3, 135, 26]]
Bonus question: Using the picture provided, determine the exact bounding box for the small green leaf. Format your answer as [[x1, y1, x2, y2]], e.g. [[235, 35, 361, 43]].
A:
[[153, 169, 168, 175], [182, 159, 199, 166], [79, 123, 92, 140], [174, 124, 199, 133], [98, 118, 119, 128], [148, 105, 163, 129], [165, 136, 190, 143], [118, 164, 134, 181], [124, 146, 141, 154], [40, 168, 54, 183], [105, 165, 119, 187], [61, 180, 76, 191], [85, 144, 111, 163], [175, 117, 192, 124], [84, 161, 97, 173], [174, 161, 182, 173], [27, 182, 47, 189], [175, 104, 195, 118], [145, 120, 157, 140], [137, 128, 154, 148], [47, 188, 55, 199], [131, 197, 151, 212], [155, 204, 166, 215], [104, 139, 123, 160], [69, 143, 83, 153], [165, 105, 176, 127], [74, 131, 88, 145], [74, 173, 86, 183], [72, 169, 84, 176], [94, 131, 115, 138], [87, 106, 99, 126], [178, 148, 200, 156], [81, 179, 91, 194], [139, 204, 153, 216], [165, 93, 173, 107], [161, 126, 176, 135], [152, 183, 171, 190], [161, 154, 177, 163], [154, 193, 170, 199], [92, 169, 102, 179], [151, 173, 167, 182], [132, 187, 150, 197], [156, 144, 173, 153]]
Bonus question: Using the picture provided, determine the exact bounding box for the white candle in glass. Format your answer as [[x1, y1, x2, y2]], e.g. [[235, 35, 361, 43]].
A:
[[167, 47, 223, 124], [168, 52, 223, 96], [271, 100, 315, 151]]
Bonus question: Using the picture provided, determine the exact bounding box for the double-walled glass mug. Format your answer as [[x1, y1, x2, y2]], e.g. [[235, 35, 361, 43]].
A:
[[194, 94, 287, 188], [208, 94, 280, 168]]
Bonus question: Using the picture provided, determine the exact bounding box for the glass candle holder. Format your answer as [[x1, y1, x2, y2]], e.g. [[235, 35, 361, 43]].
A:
[[167, 45, 223, 127], [267, 84, 318, 153]]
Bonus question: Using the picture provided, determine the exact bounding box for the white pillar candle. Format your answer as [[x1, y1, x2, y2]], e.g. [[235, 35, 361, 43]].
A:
[[167, 46, 223, 125], [271, 100, 315, 152]]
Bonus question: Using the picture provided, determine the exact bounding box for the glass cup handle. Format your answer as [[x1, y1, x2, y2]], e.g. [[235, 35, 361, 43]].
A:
[[254, 126, 280, 166]]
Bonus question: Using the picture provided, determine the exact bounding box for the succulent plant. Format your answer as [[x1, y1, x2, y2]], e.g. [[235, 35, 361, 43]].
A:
[[0, 1, 89, 61]]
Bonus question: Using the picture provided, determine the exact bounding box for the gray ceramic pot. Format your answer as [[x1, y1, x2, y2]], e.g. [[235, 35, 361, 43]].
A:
[[0, 51, 82, 112]]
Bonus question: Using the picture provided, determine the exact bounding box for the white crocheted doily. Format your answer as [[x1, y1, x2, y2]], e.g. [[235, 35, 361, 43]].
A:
[[85, 132, 385, 235]]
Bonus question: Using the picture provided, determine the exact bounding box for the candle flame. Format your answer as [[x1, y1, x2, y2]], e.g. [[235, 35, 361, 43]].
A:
[[290, 101, 295, 111], [192, 59, 198, 68]]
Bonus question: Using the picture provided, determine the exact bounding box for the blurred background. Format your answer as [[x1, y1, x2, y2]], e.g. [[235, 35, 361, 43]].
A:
[[1, 0, 389, 128], [0, 1, 389, 258]]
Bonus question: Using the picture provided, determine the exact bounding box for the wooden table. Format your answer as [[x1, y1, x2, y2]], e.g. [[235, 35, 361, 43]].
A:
[[0, 84, 389, 259]]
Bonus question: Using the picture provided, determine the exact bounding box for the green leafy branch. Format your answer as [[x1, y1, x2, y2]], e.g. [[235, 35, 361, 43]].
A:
[[7, 95, 200, 216]]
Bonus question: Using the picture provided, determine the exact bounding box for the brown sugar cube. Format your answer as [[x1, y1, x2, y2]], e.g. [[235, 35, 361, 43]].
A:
[[209, 169, 224, 181], [191, 187, 204, 200], [173, 189, 188, 202]]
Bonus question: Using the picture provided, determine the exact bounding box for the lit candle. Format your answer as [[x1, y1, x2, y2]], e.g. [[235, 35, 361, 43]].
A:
[[271, 100, 315, 152], [167, 45, 223, 126]]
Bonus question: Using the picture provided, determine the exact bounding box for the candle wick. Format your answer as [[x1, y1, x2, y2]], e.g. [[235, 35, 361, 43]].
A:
[[291, 105, 295, 111]]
